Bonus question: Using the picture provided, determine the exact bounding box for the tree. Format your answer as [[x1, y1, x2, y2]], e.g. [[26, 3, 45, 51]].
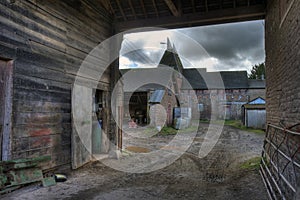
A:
[[248, 63, 266, 79]]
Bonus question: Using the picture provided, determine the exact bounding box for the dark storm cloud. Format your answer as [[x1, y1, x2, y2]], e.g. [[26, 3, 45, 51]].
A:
[[121, 37, 146, 53], [178, 20, 265, 69], [120, 36, 165, 67], [122, 49, 163, 66], [120, 20, 265, 71]]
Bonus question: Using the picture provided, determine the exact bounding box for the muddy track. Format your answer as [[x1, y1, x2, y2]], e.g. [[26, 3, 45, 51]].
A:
[[2, 125, 268, 200]]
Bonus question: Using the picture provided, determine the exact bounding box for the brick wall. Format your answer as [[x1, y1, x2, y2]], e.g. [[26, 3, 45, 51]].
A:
[[182, 88, 265, 120], [266, 0, 300, 128], [265, 1, 300, 199], [149, 88, 178, 127]]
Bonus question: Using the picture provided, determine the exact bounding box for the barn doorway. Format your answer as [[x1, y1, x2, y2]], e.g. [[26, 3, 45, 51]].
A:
[[71, 86, 110, 169], [128, 92, 148, 125], [0, 59, 13, 161]]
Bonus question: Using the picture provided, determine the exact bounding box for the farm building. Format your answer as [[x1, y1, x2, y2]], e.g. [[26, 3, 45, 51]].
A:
[[0, 0, 299, 198], [243, 97, 266, 129], [121, 39, 183, 127], [181, 69, 266, 120], [122, 40, 266, 125]]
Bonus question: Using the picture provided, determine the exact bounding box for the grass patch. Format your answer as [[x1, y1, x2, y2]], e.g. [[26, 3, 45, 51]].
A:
[[159, 126, 177, 135], [143, 126, 177, 136], [143, 126, 157, 135], [240, 157, 261, 170], [199, 119, 265, 134], [199, 119, 209, 123], [177, 126, 198, 133], [224, 120, 265, 134]]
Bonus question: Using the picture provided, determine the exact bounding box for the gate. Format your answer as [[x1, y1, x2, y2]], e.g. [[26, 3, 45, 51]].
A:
[[260, 124, 300, 200]]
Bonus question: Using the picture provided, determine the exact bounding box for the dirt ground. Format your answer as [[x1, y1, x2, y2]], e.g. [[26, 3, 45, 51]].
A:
[[2, 123, 268, 200]]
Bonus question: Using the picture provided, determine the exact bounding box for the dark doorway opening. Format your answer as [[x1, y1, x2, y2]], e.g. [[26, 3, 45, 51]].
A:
[[128, 92, 148, 125]]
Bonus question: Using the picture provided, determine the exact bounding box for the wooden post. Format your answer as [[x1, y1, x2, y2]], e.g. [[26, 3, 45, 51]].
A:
[[0, 60, 13, 161], [109, 32, 124, 152]]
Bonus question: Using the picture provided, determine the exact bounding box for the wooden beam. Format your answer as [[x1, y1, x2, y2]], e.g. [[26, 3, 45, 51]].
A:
[[140, 0, 148, 18], [177, 0, 182, 16], [116, 0, 127, 21], [99, 0, 114, 14], [152, 0, 159, 18], [205, 0, 208, 12], [191, 0, 196, 13], [115, 5, 266, 31], [164, 0, 180, 17], [128, 0, 137, 19]]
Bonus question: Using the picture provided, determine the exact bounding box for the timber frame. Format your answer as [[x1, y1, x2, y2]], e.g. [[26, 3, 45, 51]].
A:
[[98, 0, 266, 31]]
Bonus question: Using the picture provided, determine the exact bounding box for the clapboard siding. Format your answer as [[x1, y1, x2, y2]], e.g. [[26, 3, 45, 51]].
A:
[[0, 3, 67, 45], [0, 0, 113, 169], [4, 1, 67, 33], [13, 123, 71, 138], [13, 100, 71, 113], [14, 74, 71, 91], [13, 112, 71, 126], [13, 88, 71, 103], [14, 60, 73, 83]]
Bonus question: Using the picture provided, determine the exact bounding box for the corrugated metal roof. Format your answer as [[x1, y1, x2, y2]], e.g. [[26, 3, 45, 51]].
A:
[[149, 90, 165, 103], [248, 97, 265, 105]]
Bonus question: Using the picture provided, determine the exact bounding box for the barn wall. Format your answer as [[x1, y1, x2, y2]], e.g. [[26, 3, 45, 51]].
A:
[[246, 109, 266, 129], [0, 0, 113, 169], [160, 89, 178, 126], [265, 0, 300, 127], [182, 88, 265, 120], [265, 1, 300, 198]]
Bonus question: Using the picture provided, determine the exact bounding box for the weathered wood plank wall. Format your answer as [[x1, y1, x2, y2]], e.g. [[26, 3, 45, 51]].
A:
[[0, 0, 113, 169]]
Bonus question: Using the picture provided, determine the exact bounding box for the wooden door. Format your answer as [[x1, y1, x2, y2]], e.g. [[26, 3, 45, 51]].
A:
[[71, 85, 93, 169], [0, 59, 13, 161], [247, 109, 266, 129]]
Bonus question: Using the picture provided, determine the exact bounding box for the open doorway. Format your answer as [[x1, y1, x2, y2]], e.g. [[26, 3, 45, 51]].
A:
[[128, 92, 148, 125], [71, 86, 109, 169], [92, 89, 108, 154], [0, 59, 13, 161]]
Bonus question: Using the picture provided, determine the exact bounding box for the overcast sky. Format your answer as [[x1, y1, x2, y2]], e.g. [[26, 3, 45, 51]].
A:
[[119, 20, 265, 73]]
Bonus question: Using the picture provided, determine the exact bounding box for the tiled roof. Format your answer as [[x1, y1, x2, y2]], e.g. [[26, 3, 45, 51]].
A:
[[182, 69, 249, 89], [248, 79, 266, 88], [120, 68, 173, 92]]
